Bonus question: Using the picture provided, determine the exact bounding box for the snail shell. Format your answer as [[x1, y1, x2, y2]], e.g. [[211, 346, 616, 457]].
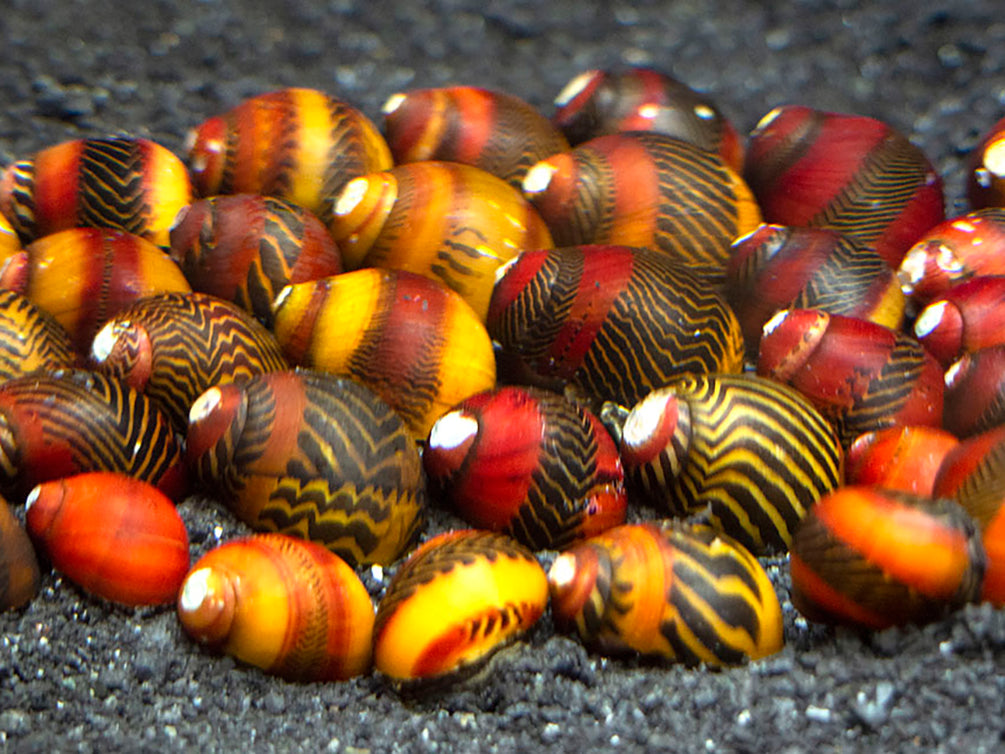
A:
[[169, 194, 342, 327], [0, 495, 40, 611], [944, 345, 1005, 437], [25, 472, 189, 606], [0, 227, 191, 352], [789, 486, 985, 628], [757, 308, 943, 446], [0, 289, 76, 381], [272, 269, 496, 439], [912, 275, 1005, 367], [327, 161, 552, 320], [845, 425, 959, 496], [968, 114, 1005, 210], [522, 131, 761, 275], [743, 105, 945, 269], [185, 87, 392, 224], [177, 533, 374, 682], [373, 529, 548, 682], [90, 291, 289, 431], [488, 244, 744, 408], [0, 136, 192, 248], [424, 386, 626, 550], [0, 369, 187, 501], [548, 521, 783, 666], [616, 373, 843, 554], [186, 369, 425, 567], [551, 66, 744, 172], [382, 86, 570, 188], [0, 212, 21, 261]]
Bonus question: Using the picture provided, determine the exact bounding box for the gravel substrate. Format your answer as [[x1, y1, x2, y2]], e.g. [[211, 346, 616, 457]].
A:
[[3, 1, 1005, 752]]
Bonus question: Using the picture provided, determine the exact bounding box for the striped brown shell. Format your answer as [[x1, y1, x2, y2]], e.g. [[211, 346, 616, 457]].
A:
[[0, 289, 76, 380]]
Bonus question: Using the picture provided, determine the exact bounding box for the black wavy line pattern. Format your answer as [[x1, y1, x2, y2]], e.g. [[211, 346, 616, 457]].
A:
[[5, 159, 37, 240], [318, 98, 373, 224], [791, 236, 890, 314], [557, 146, 615, 247], [0, 290, 75, 379], [78, 138, 150, 238]]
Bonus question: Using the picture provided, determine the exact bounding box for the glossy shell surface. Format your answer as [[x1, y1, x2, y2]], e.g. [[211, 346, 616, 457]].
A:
[[912, 275, 1005, 367], [0, 289, 76, 380], [0, 496, 40, 610], [943, 345, 1005, 437], [845, 425, 959, 496], [967, 114, 1005, 209]]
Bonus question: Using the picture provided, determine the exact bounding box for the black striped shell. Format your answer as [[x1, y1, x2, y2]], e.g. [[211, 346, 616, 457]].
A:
[[186, 369, 426, 567], [612, 373, 843, 554], [0, 289, 76, 380]]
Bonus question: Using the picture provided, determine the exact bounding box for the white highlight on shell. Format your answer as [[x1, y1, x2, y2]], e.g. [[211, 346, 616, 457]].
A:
[[693, 104, 716, 121], [178, 567, 213, 614], [24, 484, 41, 512], [944, 357, 965, 389], [547, 552, 578, 591], [622, 390, 673, 449], [381, 92, 407, 116], [637, 104, 661, 121], [913, 301, 948, 339], [553, 70, 599, 107], [983, 140, 1005, 179], [334, 177, 371, 217], [90, 321, 121, 363], [752, 107, 783, 134], [522, 162, 559, 196], [428, 411, 478, 451], [189, 386, 223, 425], [762, 308, 791, 338]]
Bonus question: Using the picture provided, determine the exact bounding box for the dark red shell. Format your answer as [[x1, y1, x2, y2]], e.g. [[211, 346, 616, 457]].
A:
[[725, 224, 905, 356], [757, 308, 944, 446], [551, 67, 744, 172], [967, 114, 1005, 210], [424, 386, 626, 550], [944, 345, 1005, 437], [845, 425, 959, 496], [789, 486, 985, 629], [0, 495, 40, 610], [743, 105, 944, 269], [912, 276, 1005, 367], [382, 86, 570, 189], [25, 472, 189, 606], [169, 194, 342, 326]]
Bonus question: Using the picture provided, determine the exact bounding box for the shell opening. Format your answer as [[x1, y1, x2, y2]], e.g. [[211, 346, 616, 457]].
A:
[[553, 70, 600, 107], [913, 301, 947, 339], [189, 386, 223, 425], [428, 411, 479, 451], [622, 390, 674, 450], [522, 162, 559, 196], [334, 177, 371, 218], [381, 92, 407, 116]]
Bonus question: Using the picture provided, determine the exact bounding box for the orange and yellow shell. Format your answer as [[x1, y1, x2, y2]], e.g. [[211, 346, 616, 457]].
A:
[[0, 136, 192, 248], [547, 521, 783, 666], [25, 472, 189, 606], [177, 533, 374, 682], [327, 161, 553, 320], [0, 213, 21, 263], [185, 87, 392, 224], [272, 268, 496, 438], [373, 529, 548, 682], [845, 426, 960, 496], [0, 289, 76, 381], [1, 494, 40, 611]]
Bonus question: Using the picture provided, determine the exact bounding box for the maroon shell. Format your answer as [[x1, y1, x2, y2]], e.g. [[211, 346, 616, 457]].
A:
[[944, 345, 1005, 437], [913, 276, 1005, 367], [743, 105, 944, 269]]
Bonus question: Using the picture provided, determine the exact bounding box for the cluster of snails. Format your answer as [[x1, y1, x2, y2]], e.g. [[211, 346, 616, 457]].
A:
[[2, 65, 1005, 687]]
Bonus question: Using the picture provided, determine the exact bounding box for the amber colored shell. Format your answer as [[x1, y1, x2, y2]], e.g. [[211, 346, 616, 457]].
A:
[[0, 213, 21, 262], [327, 161, 552, 320], [177, 533, 374, 682], [382, 86, 569, 188], [757, 308, 944, 446], [743, 105, 944, 269], [24, 472, 189, 606], [0, 369, 187, 501], [789, 486, 985, 629], [548, 521, 782, 666], [0, 227, 191, 352], [373, 529, 548, 682], [725, 224, 905, 356], [944, 345, 1005, 437], [169, 194, 342, 326], [845, 426, 959, 496], [912, 276, 1005, 367], [0, 136, 192, 248], [897, 208, 1005, 308], [488, 245, 744, 408], [185, 87, 392, 224], [616, 373, 842, 554], [424, 386, 626, 550], [272, 269, 496, 438], [0, 496, 40, 610], [968, 115, 1005, 209], [522, 132, 761, 276], [186, 369, 425, 567], [0, 289, 76, 380], [89, 291, 289, 431], [551, 67, 745, 172]]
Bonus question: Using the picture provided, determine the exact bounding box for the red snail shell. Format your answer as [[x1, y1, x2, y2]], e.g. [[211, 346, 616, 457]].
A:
[[0, 495, 41, 611], [912, 275, 1005, 367], [845, 425, 959, 496], [967, 114, 1005, 210], [943, 345, 1005, 437]]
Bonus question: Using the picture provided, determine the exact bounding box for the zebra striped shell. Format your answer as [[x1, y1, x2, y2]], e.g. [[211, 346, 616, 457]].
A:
[[0, 495, 40, 610], [968, 114, 1005, 209], [327, 161, 553, 320], [0, 227, 192, 352], [0, 369, 187, 501], [757, 308, 943, 446], [373, 529, 548, 682], [548, 521, 783, 666], [186, 370, 425, 567], [522, 131, 761, 275], [616, 373, 842, 554], [790, 486, 985, 627], [743, 105, 945, 269], [0, 290, 76, 381], [89, 291, 289, 431], [488, 245, 744, 408], [272, 269, 496, 439], [381, 86, 569, 188], [185, 87, 392, 224], [725, 224, 905, 356], [424, 386, 626, 550], [0, 136, 192, 248], [169, 194, 342, 326], [178, 533, 374, 682]]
